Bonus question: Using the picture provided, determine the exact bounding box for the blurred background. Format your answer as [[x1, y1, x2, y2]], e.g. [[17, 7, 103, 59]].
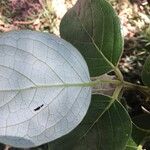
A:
[[0, 0, 150, 149]]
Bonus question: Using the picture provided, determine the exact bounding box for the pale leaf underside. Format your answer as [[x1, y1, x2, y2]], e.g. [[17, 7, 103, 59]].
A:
[[0, 30, 91, 148]]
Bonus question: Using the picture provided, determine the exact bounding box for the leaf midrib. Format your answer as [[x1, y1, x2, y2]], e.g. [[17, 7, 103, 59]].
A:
[[0, 81, 93, 92], [72, 6, 116, 70]]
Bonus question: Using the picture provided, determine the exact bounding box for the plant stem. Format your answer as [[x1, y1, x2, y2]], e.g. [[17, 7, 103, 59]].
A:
[[92, 79, 121, 85], [94, 78, 149, 94], [123, 81, 149, 90], [114, 67, 124, 81], [93, 78, 150, 98], [112, 84, 123, 100], [123, 81, 150, 97]]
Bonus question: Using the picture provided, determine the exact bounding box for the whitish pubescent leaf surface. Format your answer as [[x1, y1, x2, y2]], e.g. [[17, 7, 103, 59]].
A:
[[60, 0, 123, 76], [0, 30, 91, 148]]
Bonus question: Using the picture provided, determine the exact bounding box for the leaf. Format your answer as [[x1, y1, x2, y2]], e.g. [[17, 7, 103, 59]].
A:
[[48, 99, 132, 150], [132, 114, 150, 145], [60, 0, 123, 76], [133, 114, 150, 130], [125, 138, 138, 150], [80, 101, 131, 150], [142, 55, 150, 86], [48, 94, 112, 149], [0, 30, 92, 148]]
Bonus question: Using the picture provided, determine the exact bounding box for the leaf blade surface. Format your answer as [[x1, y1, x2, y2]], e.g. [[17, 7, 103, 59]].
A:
[[60, 0, 123, 76], [0, 30, 91, 148]]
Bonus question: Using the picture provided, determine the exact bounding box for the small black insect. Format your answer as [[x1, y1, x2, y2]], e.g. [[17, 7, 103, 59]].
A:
[[34, 104, 44, 111]]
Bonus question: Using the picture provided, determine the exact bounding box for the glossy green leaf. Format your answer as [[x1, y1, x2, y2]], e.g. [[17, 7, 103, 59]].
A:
[[48, 99, 132, 150], [142, 55, 150, 86], [60, 0, 123, 76]]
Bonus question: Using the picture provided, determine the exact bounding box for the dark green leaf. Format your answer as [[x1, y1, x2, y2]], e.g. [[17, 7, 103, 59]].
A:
[[133, 114, 150, 130], [48, 94, 111, 149], [75, 101, 131, 150], [142, 55, 150, 86], [132, 114, 150, 145], [48, 99, 131, 150], [60, 0, 123, 76]]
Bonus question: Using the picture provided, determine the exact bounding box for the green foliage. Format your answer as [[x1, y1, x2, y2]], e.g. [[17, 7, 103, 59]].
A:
[[48, 95, 112, 149], [59, 0, 150, 149], [48, 97, 131, 150], [132, 114, 150, 145], [0, 0, 150, 149], [60, 0, 123, 76]]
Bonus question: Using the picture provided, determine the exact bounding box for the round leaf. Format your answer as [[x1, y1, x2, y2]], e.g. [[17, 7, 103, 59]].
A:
[[48, 98, 132, 150], [0, 30, 91, 148], [60, 0, 123, 76], [48, 94, 112, 149]]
